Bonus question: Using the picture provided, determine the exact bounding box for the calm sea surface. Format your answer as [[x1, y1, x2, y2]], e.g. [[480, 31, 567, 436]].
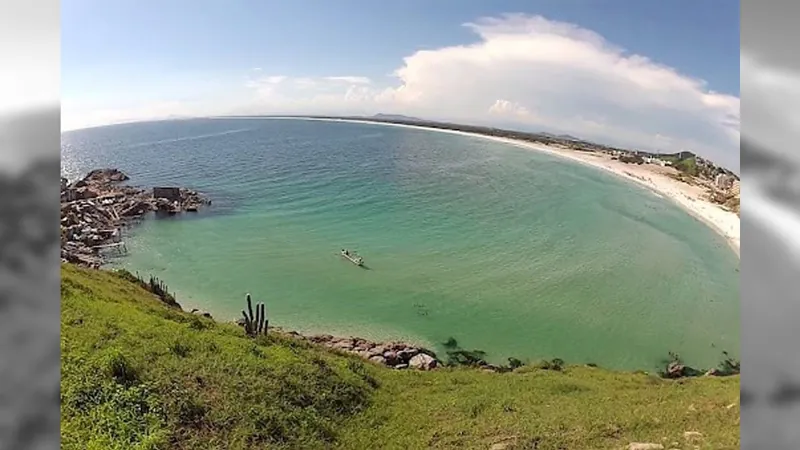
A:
[[61, 118, 740, 369]]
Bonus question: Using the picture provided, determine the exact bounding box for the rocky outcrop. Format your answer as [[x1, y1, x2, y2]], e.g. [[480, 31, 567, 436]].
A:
[[60, 168, 211, 268], [664, 361, 704, 379], [261, 329, 442, 371], [84, 168, 130, 184], [190, 308, 213, 319]]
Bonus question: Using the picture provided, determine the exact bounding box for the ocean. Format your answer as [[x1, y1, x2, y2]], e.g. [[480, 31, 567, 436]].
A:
[[60, 118, 740, 370]]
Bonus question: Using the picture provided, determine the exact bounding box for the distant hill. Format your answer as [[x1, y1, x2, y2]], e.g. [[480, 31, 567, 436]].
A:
[[540, 132, 582, 141], [659, 150, 697, 160], [371, 113, 427, 122]]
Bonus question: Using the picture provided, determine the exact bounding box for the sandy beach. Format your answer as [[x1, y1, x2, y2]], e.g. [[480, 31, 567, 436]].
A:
[[243, 116, 741, 256]]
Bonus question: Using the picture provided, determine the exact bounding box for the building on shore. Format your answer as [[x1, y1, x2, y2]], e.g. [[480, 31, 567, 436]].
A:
[[643, 156, 670, 167], [730, 179, 740, 196], [715, 173, 735, 190]]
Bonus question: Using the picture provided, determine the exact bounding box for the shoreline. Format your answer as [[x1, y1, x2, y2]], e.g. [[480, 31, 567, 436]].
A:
[[246, 116, 741, 257]]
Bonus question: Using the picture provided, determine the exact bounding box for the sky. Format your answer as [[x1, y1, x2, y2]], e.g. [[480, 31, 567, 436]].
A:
[[62, 0, 740, 170]]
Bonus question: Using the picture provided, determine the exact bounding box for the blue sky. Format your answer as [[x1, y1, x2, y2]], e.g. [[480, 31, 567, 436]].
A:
[[63, 1, 739, 99], [62, 0, 740, 168]]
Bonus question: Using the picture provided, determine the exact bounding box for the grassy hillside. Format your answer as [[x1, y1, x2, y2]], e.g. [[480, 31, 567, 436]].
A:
[[61, 264, 740, 449]]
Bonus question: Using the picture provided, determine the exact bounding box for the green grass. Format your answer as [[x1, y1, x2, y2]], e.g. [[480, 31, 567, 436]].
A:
[[61, 264, 740, 449]]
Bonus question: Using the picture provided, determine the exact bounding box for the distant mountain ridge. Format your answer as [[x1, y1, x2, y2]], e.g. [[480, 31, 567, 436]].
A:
[[539, 132, 582, 141]]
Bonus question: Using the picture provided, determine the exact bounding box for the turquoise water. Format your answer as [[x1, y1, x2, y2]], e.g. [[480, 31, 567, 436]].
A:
[[61, 118, 740, 370]]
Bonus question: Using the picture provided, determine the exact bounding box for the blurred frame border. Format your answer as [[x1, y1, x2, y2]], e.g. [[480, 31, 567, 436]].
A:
[[741, 0, 800, 448], [0, 0, 61, 449]]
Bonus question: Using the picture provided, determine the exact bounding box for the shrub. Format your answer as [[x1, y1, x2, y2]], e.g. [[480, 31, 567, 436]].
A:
[[534, 358, 565, 372]]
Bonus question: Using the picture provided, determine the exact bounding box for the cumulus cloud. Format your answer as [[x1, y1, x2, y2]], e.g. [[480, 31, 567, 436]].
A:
[[488, 99, 534, 119], [373, 14, 739, 168], [64, 14, 740, 169]]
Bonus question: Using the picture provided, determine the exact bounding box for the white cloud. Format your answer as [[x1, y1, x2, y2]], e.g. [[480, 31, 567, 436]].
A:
[[324, 76, 371, 84], [64, 14, 740, 169], [488, 99, 534, 119]]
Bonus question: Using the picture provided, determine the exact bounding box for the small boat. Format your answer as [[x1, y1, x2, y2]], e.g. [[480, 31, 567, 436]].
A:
[[340, 249, 364, 266]]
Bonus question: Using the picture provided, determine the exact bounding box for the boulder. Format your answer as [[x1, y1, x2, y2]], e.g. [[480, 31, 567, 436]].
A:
[[332, 340, 354, 351], [390, 341, 408, 351], [489, 443, 513, 450], [75, 187, 99, 200], [628, 444, 663, 450], [310, 334, 334, 343], [683, 431, 702, 441], [84, 168, 130, 184], [190, 309, 213, 319], [369, 355, 387, 365], [355, 350, 372, 359], [408, 353, 438, 370], [666, 362, 685, 378], [665, 361, 702, 378], [383, 351, 399, 366], [366, 348, 385, 358], [397, 348, 419, 362], [393, 364, 408, 370]]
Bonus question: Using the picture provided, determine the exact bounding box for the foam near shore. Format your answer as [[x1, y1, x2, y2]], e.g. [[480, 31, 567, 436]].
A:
[[255, 117, 741, 256]]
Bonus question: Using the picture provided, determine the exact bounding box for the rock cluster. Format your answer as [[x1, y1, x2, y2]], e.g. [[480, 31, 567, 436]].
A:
[[305, 334, 440, 370], [267, 330, 441, 370], [60, 168, 211, 267]]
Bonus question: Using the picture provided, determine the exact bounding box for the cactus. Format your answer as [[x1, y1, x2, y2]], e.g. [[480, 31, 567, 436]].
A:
[[246, 294, 254, 327], [241, 293, 268, 337], [259, 303, 267, 334]]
